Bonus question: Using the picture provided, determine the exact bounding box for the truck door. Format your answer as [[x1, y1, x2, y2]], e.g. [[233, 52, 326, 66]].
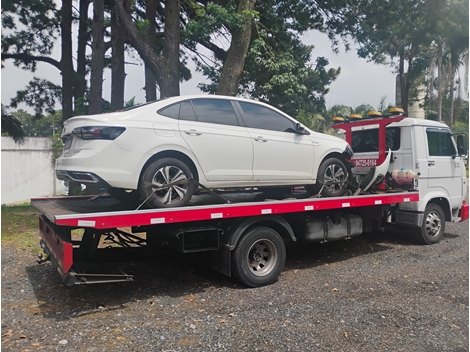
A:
[[425, 128, 463, 208]]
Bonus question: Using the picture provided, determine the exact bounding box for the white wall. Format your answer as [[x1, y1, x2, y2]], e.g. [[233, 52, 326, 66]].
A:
[[1, 137, 66, 204]]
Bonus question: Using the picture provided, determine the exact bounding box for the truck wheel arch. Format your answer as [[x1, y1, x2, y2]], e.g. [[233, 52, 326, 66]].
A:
[[426, 197, 452, 222], [225, 215, 297, 251]]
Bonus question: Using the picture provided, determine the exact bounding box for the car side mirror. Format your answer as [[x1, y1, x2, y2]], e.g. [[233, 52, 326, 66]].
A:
[[295, 123, 310, 135]]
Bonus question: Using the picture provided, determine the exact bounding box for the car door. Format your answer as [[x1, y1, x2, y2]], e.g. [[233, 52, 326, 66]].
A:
[[425, 128, 463, 208], [237, 101, 314, 181], [177, 98, 254, 182]]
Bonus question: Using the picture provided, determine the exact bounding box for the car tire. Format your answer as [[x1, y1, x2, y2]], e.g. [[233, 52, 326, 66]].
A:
[[315, 157, 348, 197], [415, 203, 446, 244], [231, 226, 286, 288], [138, 158, 195, 208]]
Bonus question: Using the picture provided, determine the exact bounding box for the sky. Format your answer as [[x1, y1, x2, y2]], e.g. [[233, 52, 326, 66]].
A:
[[1, 31, 398, 114]]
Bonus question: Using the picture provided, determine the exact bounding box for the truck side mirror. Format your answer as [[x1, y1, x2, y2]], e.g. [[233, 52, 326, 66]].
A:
[[456, 134, 468, 157]]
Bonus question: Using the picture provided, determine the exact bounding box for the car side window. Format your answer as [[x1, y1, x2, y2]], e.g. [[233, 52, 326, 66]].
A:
[[238, 102, 296, 133], [179, 101, 197, 121], [158, 103, 180, 119], [351, 127, 400, 153], [426, 128, 457, 156], [191, 99, 239, 126]]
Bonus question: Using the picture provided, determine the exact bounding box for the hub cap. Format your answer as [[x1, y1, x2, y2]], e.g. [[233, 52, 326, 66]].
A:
[[247, 239, 277, 277], [323, 164, 346, 193], [151, 165, 189, 205], [425, 210, 442, 237]]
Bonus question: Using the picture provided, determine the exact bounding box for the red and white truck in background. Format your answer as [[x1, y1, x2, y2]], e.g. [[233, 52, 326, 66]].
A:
[[33, 111, 469, 287]]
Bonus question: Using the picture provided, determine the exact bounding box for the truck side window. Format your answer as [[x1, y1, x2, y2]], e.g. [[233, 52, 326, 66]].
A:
[[426, 129, 457, 156], [351, 127, 400, 153]]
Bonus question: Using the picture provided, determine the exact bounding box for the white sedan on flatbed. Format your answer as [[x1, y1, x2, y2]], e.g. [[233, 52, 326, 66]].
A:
[[56, 95, 353, 208]]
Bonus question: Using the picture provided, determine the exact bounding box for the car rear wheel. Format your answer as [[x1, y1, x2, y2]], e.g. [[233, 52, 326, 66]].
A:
[[139, 158, 195, 208], [315, 157, 348, 197]]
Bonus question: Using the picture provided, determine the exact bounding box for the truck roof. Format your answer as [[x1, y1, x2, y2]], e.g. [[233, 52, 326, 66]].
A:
[[389, 117, 451, 129]]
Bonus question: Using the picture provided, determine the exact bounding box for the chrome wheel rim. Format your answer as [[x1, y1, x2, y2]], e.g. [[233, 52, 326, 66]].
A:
[[247, 239, 278, 277], [323, 164, 347, 193], [151, 165, 189, 205], [425, 210, 442, 237]]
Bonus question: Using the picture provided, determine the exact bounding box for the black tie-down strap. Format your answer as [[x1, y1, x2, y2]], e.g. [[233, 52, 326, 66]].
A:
[[136, 178, 230, 210]]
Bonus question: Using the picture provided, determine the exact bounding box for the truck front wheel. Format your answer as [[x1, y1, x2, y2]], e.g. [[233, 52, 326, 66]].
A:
[[417, 203, 446, 244], [232, 226, 286, 287]]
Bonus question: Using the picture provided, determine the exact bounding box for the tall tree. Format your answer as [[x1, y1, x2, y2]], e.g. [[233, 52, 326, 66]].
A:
[[75, 0, 90, 115], [113, 0, 180, 98], [216, 0, 256, 96], [89, 0, 105, 114], [144, 0, 158, 102], [110, 0, 127, 111]]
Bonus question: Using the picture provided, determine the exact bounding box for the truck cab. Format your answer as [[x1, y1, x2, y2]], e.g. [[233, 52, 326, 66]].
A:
[[334, 113, 468, 243]]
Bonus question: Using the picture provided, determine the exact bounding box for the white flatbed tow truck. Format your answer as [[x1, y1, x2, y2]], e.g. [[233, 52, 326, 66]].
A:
[[33, 111, 469, 287]]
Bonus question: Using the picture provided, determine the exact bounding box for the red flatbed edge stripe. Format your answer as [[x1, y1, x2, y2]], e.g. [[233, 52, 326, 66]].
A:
[[39, 192, 419, 229]]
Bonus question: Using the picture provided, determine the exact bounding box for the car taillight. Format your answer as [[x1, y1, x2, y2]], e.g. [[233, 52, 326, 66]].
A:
[[72, 126, 126, 140]]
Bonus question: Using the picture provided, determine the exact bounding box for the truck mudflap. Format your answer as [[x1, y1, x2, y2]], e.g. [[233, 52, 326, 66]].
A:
[[38, 216, 133, 286], [39, 216, 73, 274], [459, 202, 469, 222]]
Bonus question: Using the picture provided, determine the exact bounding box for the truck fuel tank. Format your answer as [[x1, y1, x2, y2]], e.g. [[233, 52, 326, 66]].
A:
[[298, 214, 363, 243]]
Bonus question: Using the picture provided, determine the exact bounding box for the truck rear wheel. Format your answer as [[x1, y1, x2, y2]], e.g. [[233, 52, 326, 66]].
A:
[[232, 226, 286, 287], [416, 203, 446, 244]]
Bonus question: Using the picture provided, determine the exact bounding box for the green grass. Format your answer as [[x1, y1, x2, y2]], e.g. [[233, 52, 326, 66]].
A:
[[1, 203, 41, 253]]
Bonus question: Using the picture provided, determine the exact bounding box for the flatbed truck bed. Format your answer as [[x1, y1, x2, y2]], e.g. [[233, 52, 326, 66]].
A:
[[33, 190, 420, 287]]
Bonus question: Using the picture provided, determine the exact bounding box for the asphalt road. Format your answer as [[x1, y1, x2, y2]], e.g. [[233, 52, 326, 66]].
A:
[[1, 214, 468, 351]]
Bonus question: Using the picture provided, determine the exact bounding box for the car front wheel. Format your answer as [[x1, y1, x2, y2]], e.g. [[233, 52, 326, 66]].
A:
[[316, 157, 348, 197], [138, 158, 195, 208]]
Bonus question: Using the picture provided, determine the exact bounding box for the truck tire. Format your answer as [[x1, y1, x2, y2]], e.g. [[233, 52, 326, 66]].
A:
[[416, 203, 446, 244], [232, 226, 286, 287], [139, 158, 195, 208]]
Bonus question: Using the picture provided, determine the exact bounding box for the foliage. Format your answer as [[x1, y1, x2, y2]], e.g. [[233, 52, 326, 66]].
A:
[[1, 203, 41, 253], [186, 0, 349, 116], [1, 105, 26, 143], [9, 78, 62, 118], [11, 109, 62, 137]]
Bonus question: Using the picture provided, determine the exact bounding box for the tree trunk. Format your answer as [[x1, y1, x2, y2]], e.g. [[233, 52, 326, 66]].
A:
[[74, 0, 89, 116], [448, 61, 455, 127], [437, 41, 443, 122], [111, 0, 126, 111], [162, 0, 180, 97], [145, 0, 157, 102], [216, 0, 256, 96], [398, 50, 408, 114], [89, 0, 105, 114], [60, 0, 74, 123], [113, 0, 180, 98]]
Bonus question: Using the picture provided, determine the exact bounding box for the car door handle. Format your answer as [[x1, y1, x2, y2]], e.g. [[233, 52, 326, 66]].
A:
[[183, 129, 202, 136], [428, 161, 435, 167], [253, 136, 267, 142]]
